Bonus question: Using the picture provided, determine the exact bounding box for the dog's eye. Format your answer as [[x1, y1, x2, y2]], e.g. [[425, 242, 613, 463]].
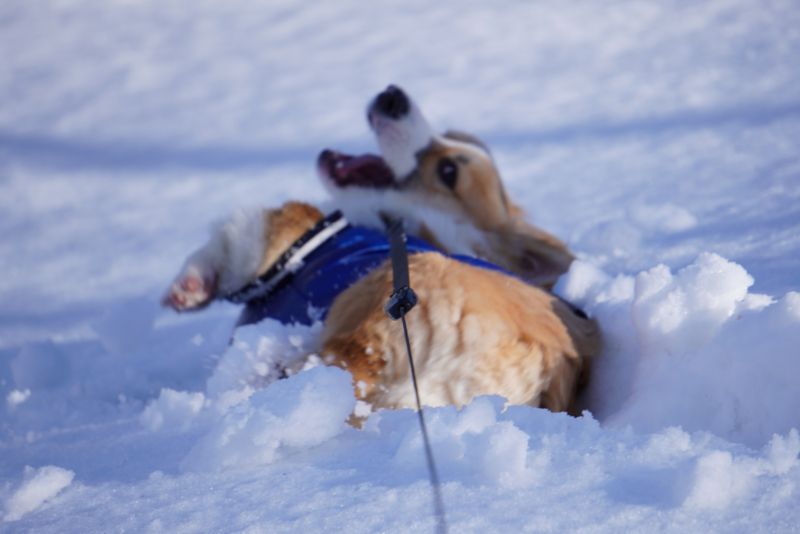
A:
[[437, 158, 458, 189]]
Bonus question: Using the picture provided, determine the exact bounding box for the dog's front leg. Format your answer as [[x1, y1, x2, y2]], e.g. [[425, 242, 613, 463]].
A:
[[163, 208, 269, 311], [162, 246, 222, 311]]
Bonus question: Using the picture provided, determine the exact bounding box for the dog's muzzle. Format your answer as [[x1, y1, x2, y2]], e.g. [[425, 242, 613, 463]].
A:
[[317, 149, 396, 189], [370, 84, 411, 120]]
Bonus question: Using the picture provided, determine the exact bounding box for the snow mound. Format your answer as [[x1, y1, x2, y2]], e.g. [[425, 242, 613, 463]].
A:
[[6, 389, 31, 409], [387, 397, 536, 488], [206, 319, 322, 408], [182, 366, 355, 471], [558, 253, 800, 447], [685, 430, 800, 510], [140, 388, 206, 432], [2, 466, 75, 522]]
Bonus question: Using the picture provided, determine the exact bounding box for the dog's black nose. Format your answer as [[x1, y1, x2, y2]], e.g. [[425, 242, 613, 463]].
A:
[[374, 85, 410, 119]]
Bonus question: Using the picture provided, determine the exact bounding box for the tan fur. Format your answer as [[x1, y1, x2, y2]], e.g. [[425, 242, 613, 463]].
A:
[[321, 250, 600, 413], [481, 219, 576, 289], [407, 135, 574, 288], [258, 202, 324, 274]]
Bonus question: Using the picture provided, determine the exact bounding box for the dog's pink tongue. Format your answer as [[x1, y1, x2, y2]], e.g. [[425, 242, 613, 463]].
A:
[[338, 154, 382, 174], [319, 150, 395, 188]]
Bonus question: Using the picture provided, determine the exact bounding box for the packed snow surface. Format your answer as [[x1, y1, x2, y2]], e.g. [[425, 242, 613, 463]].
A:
[[2, 0, 799, 532]]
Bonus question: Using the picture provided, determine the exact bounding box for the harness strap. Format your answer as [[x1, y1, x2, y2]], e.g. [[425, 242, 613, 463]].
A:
[[226, 210, 349, 304]]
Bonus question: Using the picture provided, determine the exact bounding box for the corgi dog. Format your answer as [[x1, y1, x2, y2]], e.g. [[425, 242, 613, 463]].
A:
[[165, 200, 599, 414], [163, 85, 597, 414], [321, 85, 574, 289]]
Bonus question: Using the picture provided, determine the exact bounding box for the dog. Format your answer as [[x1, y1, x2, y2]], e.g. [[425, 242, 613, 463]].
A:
[[163, 86, 597, 414], [165, 200, 599, 414]]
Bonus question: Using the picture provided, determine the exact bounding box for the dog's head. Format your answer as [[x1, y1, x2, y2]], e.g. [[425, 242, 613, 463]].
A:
[[366, 86, 513, 231], [319, 85, 574, 287]]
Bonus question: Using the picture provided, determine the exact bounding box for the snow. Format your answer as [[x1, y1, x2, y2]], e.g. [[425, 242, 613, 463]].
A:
[[558, 255, 800, 448], [2, 466, 75, 523], [181, 366, 355, 472], [2, 0, 800, 532], [139, 388, 205, 433], [5, 389, 30, 409]]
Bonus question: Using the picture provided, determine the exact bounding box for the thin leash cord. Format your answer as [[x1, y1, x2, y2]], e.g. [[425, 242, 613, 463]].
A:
[[400, 312, 447, 534], [384, 216, 448, 534]]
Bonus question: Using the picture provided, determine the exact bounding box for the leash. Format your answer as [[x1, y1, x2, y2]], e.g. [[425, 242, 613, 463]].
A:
[[384, 217, 448, 534]]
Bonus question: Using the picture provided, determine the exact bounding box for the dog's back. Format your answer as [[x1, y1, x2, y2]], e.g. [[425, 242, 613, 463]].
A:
[[321, 251, 599, 412]]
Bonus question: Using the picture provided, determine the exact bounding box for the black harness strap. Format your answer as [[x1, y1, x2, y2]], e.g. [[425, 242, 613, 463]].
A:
[[226, 210, 348, 304], [384, 217, 448, 534]]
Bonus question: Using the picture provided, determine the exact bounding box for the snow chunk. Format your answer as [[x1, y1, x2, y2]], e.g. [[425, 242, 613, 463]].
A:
[[471, 421, 531, 488], [683, 431, 799, 511], [3, 466, 75, 522], [764, 429, 800, 476], [140, 389, 206, 432], [684, 451, 755, 509], [392, 397, 536, 488], [182, 366, 355, 471], [206, 320, 321, 407], [6, 389, 31, 409], [633, 252, 752, 352], [554, 259, 612, 306], [637, 426, 693, 463]]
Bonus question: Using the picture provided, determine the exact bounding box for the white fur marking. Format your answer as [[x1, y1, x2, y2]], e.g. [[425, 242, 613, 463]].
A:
[[370, 98, 434, 180]]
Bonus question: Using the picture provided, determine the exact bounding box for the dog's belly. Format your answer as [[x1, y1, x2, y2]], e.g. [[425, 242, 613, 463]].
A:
[[320, 252, 587, 412]]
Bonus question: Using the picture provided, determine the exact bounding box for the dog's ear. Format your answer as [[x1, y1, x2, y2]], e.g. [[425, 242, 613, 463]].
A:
[[442, 130, 492, 155], [483, 221, 574, 289]]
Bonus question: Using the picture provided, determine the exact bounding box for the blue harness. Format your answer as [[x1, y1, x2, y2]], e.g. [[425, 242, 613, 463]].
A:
[[229, 211, 510, 326]]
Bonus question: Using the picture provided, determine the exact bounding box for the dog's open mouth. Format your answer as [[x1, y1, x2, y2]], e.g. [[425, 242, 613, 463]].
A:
[[318, 149, 395, 189]]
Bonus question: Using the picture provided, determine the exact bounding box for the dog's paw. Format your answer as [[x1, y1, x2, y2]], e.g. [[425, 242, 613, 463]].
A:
[[162, 264, 218, 311]]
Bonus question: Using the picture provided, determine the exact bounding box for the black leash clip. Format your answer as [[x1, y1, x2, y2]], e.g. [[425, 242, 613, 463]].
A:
[[386, 285, 418, 320]]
